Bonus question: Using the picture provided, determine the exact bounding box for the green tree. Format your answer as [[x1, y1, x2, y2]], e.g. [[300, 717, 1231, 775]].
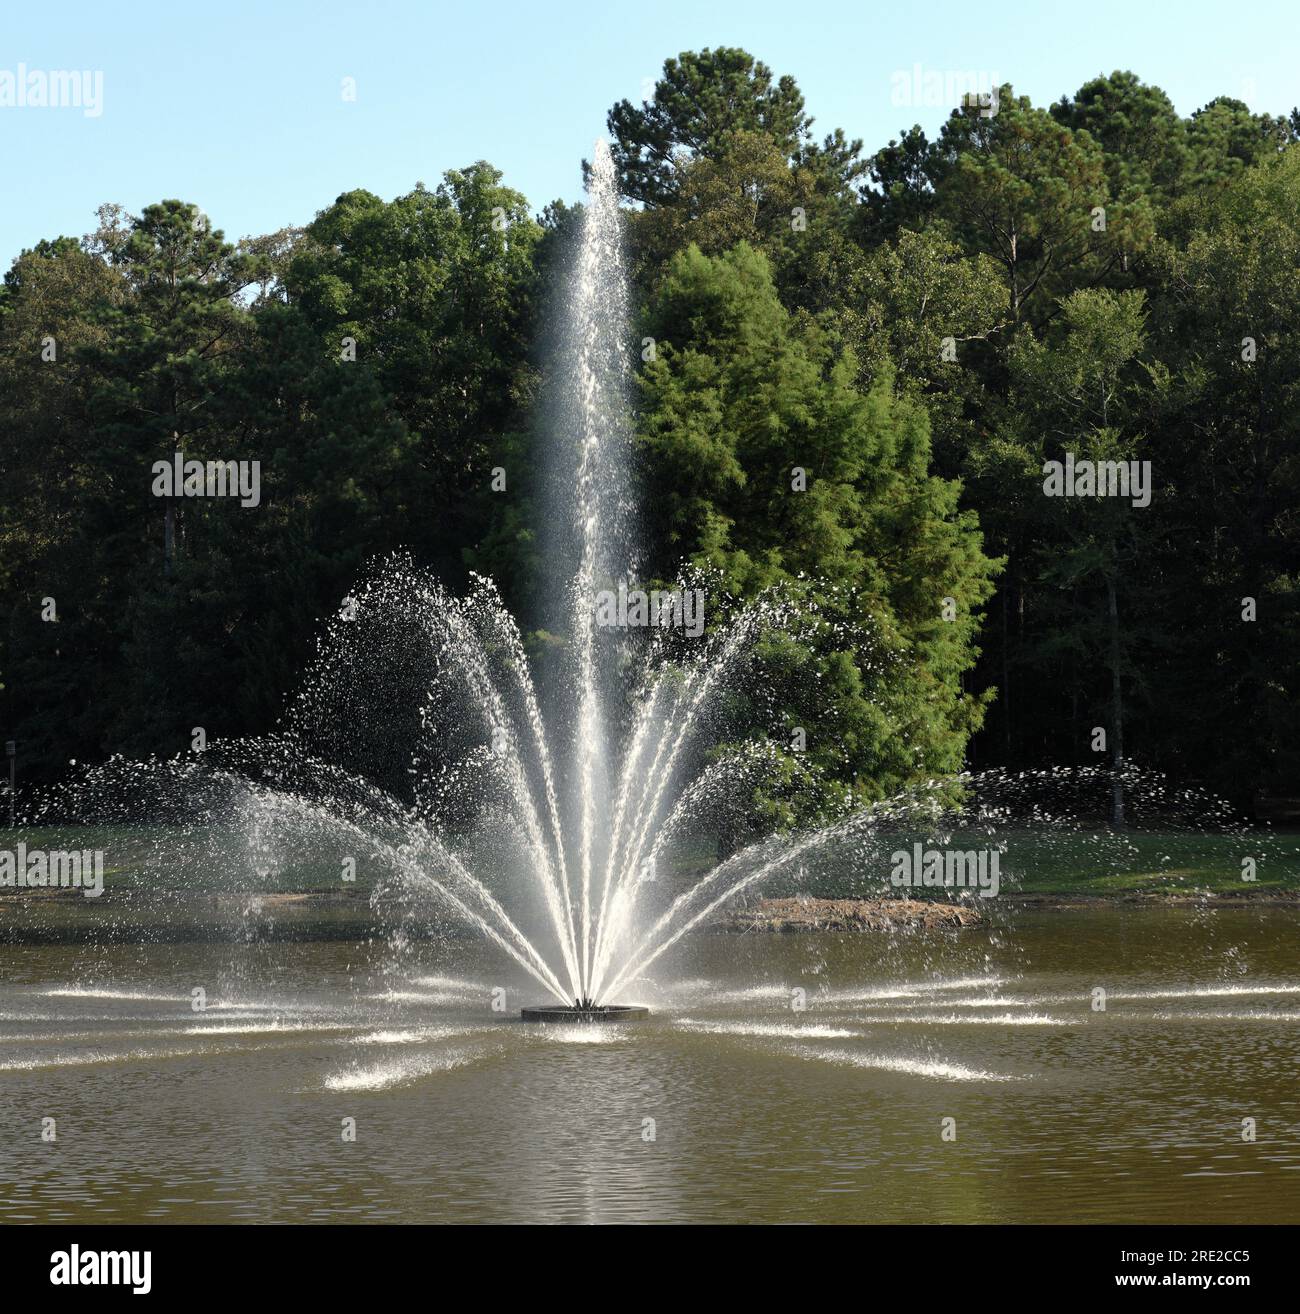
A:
[[637, 242, 998, 811], [605, 48, 815, 207], [859, 125, 940, 243], [606, 47, 866, 318], [971, 289, 1153, 821], [285, 164, 542, 589], [839, 227, 1007, 472], [932, 87, 1151, 322], [0, 237, 126, 771], [1185, 97, 1294, 185], [1051, 71, 1188, 198], [1140, 149, 1300, 805]]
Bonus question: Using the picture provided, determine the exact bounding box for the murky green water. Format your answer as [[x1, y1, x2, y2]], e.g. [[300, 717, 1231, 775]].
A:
[[1, 905, 1298, 1223]]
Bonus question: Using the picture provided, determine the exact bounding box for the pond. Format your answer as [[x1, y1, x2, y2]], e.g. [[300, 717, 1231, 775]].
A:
[[1, 903, 1297, 1223]]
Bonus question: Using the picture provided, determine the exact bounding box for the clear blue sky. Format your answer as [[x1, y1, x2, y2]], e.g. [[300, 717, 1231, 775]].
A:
[[2, 0, 1296, 266]]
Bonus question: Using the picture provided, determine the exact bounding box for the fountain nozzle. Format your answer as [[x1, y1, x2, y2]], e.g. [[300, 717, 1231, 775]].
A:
[[521, 1002, 650, 1022]]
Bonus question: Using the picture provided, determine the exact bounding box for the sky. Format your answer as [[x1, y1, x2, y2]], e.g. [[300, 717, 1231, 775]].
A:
[[1, 0, 1297, 266]]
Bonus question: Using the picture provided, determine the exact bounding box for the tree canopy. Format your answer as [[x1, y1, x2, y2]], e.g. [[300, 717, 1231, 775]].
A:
[[3, 53, 1297, 817]]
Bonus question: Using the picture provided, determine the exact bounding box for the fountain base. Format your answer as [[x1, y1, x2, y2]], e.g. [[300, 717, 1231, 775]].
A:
[[520, 1004, 649, 1023]]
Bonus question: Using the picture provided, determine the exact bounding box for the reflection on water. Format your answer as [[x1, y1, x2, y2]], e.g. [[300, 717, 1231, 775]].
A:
[[1, 905, 1298, 1223]]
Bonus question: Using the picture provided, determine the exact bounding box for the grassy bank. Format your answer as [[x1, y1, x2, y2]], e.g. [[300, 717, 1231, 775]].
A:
[[4, 824, 1300, 903]]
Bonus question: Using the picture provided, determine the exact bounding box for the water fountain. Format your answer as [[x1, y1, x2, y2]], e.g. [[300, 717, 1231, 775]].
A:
[[22, 142, 1291, 1036], [22, 140, 821, 1017]]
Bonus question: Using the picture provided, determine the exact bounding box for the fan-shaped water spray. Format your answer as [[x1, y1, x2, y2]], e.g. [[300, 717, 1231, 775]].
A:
[[18, 141, 820, 1013]]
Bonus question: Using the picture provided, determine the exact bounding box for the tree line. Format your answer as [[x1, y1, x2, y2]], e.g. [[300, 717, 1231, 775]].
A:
[[2, 49, 1297, 819]]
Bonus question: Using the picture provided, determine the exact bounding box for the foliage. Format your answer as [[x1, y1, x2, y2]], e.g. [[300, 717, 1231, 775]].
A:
[[2, 50, 1297, 817]]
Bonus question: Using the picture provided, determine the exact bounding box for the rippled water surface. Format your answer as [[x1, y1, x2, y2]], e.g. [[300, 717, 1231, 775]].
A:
[[2, 906, 1298, 1223]]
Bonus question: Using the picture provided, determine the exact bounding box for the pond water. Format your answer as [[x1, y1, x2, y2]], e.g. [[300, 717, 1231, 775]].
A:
[[1, 904, 1298, 1223]]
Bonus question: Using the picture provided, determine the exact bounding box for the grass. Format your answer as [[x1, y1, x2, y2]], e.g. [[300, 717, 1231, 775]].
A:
[[0, 824, 356, 894], [4, 823, 1299, 900], [675, 827, 1300, 899], [990, 828, 1300, 895]]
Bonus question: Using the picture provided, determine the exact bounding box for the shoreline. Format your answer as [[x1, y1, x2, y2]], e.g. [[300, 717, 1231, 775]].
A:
[[715, 887, 1300, 932], [2, 886, 1297, 947]]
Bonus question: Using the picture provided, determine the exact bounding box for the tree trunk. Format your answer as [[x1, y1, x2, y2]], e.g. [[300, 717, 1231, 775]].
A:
[[164, 500, 175, 577], [1107, 573, 1124, 827], [1001, 578, 1012, 760]]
